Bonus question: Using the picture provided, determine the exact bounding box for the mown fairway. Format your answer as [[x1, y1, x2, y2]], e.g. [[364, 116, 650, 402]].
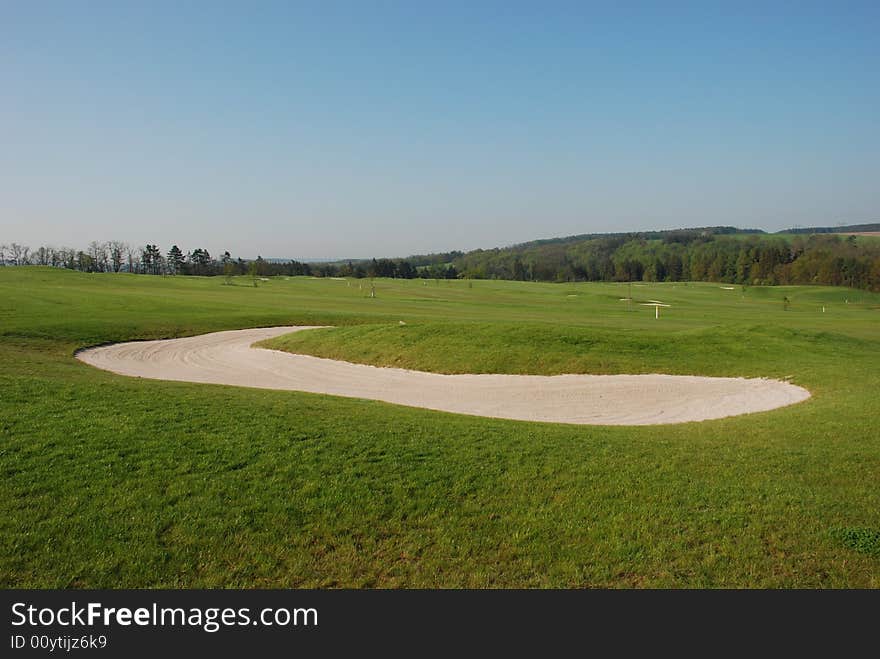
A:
[[1, 267, 879, 587]]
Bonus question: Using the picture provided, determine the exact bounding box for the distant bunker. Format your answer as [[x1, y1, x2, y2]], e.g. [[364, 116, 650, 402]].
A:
[[77, 327, 811, 426]]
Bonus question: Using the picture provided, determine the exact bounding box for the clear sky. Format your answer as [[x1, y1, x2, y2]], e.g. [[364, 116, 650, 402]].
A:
[[2, 2, 878, 259]]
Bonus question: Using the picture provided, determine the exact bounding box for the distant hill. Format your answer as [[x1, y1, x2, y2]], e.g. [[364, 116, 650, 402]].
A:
[[263, 257, 346, 264], [505, 225, 766, 251], [777, 222, 880, 235], [329, 222, 878, 291], [285, 223, 878, 268]]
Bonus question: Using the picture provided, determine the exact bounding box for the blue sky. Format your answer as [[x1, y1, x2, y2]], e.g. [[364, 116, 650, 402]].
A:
[[2, 1, 878, 258]]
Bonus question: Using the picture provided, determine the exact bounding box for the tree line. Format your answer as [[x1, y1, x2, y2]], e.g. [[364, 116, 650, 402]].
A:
[[0, 241, 240, 276], [444, 231, 880, 291], [0, 241, 456, 280], [3, 229, 878, 290]]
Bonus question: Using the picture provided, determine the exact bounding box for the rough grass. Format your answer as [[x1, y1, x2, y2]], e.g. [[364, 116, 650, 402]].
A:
[[1, 267, 879, 587], [261, 321, 870, 382]]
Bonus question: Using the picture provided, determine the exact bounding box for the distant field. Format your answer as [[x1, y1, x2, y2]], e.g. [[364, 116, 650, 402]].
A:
[[711, 231, 880, 243], [1, 267, 879, 587]]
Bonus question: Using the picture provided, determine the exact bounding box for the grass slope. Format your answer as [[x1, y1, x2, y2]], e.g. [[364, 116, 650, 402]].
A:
[[1, 268, 879, 587]]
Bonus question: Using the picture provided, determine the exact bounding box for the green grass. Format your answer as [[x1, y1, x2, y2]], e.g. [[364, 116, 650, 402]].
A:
[[1, 267, 879, 587]]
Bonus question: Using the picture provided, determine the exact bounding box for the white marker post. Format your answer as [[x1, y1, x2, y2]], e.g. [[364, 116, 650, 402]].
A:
[[640, 302, 671, 318]]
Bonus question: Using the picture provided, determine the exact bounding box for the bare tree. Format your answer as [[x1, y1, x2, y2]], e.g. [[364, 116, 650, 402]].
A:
[[35, 246, 52, 265], [87, 241, 108, 272], [50, 247, 66, 267], [127, 245, 140, 273], [59, 247, 77, 269], [0, 243, 7, 265], [107, 241, 128, 273], [9, 243, 30, 266]]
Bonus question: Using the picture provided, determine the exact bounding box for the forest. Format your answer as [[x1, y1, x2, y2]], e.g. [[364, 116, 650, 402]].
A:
[[446, 230, 880, 290]]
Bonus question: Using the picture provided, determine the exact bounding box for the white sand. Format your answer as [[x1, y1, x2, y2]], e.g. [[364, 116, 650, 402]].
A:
[[76, 326, 811, 426]]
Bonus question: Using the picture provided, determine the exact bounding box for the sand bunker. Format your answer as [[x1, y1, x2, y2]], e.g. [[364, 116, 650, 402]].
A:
[[76, 326, 810, 425]]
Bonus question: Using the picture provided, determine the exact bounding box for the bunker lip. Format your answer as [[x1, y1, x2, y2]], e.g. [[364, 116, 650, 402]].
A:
[[75, 326, 811, 426]]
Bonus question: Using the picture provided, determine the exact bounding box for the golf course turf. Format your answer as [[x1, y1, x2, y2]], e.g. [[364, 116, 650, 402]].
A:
[[2, 267, 879, 587]]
